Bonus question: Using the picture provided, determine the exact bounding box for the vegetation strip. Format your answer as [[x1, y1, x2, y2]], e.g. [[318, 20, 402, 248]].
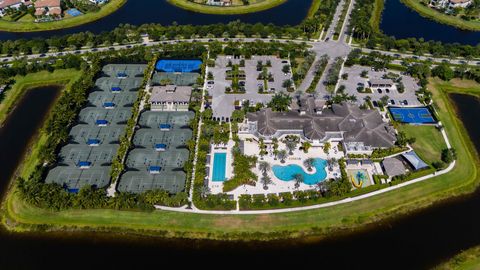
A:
[[166, 0, 287, 15], [0, 0, 126, 32]]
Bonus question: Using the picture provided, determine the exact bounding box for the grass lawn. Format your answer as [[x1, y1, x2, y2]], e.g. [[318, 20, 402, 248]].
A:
[[167, 0, 286, 15], [0, 69, 83, 125], [1, 76, 479, 241], [0, 0, 126, 32], [370, 0, 384, 31], [401, 0, 480, 31], [435, 246, 480, 270], [397, 124, 446, 164]]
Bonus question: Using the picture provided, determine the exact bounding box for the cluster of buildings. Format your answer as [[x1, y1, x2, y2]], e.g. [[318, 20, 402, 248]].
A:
[[206, 0, 232, 6], [0, 0, 106, 18], [429, 0, 472, 11]]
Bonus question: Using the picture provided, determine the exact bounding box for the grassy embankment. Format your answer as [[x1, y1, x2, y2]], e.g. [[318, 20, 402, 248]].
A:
[[2, 77, 479, 240], [167, 0, 286, 15], [0, 0, 126, 32], [370, 0, 384, 31], [400, 0, 480, 31], [0, 69, 82, 125], [435, 246, 480, 270]]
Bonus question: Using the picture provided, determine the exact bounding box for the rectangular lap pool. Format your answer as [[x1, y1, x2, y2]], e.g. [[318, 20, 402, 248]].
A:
[[212, 152, 227, 182], [389, 107, 436, 124]]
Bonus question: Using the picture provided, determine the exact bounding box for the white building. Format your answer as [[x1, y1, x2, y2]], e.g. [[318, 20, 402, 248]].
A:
[[150, 85, 192, 111]]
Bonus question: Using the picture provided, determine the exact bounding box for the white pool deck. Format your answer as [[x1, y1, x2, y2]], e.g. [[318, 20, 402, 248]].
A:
[[208, 139, 372, 199]]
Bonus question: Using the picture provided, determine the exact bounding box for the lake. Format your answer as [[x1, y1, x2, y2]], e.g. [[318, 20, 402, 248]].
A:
[[0, 0, 312, 41], [381, 0, 480, 45], [0, 90, 479, 268]]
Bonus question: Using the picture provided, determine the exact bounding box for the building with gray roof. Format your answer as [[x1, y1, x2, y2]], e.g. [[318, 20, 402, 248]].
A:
[[382, 157, 406, 177], [150, 85, 192, 111], [239, 97, 396, 153]]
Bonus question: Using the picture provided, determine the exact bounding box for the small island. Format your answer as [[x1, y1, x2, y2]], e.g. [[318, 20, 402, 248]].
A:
[[0, 0, 126, 32], [167, 0, 287, 15]]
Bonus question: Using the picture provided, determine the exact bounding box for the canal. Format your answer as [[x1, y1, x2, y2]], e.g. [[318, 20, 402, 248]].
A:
[[0, 89, 479, 268]]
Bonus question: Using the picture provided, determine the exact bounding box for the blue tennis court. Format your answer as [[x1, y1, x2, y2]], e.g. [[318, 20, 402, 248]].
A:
[[155, 59, 202, 73], [389, 107, 436, 124], [66, 8, 83, 17]]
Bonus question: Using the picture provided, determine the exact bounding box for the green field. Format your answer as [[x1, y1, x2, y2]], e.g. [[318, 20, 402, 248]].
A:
[[397, 124, 446, 164], [0, 69, 83, 125], [435, 246, 480, 270], [2, 75, 479, 240], [0, 0, 126, 32], [401, 0, 480, 31], [167, 0, 286, 15]]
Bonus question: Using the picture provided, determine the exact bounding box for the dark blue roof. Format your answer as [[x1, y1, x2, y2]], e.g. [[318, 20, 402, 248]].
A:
[[117, 72, 128, 77], [96, 120, 108, 125], [155, 59, 202, 73], [111, 87, 122, 92], [103, 102, 115, 108], [149, 166, 161, 171], [155, 143, 167, 149], [78, 161, 91, 167], [67, 188, 79, 194], [87, 139, 101, 145], [160, 124, 171, 129]]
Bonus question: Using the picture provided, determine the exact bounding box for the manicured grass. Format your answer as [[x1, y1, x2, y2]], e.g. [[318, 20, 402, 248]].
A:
[[167, 0, 286, 15], [2, 76, 479, 241], [307, 0, 322, 18], [400, 0, 480, 31], [397, 124, 446, 164], [0, 0, 126, 32], [0, 69, 83, 125], [370, 0, 384, 31], [435, 246, 480, 270]]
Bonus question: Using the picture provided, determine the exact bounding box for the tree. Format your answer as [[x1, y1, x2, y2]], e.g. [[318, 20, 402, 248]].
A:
[[303, 158, 315, 172], [267, 93, 292, 112], [282, 64, 290, 74], [260, 175, 273, 190], [432, 63, 454, 81], [258, 161, 271, 176], [323, 142, 331, 154], [293, 173, 304, 189], [302, 141, 312, 153], [285, 141, 297, 155], [441, 148, 457, 164], [278, 149, 288, 163]]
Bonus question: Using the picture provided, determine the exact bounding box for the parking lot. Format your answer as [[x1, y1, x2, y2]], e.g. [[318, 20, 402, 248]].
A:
[[208, 55, 293, 121], [340, 65, 421, 107]]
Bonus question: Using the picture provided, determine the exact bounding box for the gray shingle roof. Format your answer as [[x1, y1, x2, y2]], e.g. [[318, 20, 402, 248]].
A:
[[247, 101, 396, 148]]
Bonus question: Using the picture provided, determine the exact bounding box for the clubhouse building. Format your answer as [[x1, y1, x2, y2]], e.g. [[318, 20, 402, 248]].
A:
[[239, 97, 397, 154]]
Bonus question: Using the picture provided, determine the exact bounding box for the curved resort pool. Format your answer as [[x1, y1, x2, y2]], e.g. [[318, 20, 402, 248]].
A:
[[272, 158, 327, 185]]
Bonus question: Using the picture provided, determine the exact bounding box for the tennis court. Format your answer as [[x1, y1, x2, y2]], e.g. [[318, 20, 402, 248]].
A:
[[151, 72, 199, 86], [118, 110, 194, 194], [45, 64, 148, 192], [155, 59, 202, 73], [389, 107, 436, 124]]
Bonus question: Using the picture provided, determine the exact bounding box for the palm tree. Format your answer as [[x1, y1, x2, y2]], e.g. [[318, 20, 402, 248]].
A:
[[260, 175, 273, 190], [327, 158, 338, 171], [302, 141, 312, 153], [303, 158, 315, 172], [278, 149, 288, 163], [286, 141, 297, 155], [258, 161, 271, 176], [293, 173, 304, 189]]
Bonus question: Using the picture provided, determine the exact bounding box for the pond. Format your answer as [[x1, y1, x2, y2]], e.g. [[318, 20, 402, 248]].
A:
[[0, 0, 312, 41], [381, 0, 480, 45]]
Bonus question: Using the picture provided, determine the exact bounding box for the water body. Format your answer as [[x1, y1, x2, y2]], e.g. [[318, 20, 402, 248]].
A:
[[272, 158, 327, 184], [0, 91, 479, 268], [381, 0, 480, 45], [0, 86, 60, 197], [0, 0, 312, 41]]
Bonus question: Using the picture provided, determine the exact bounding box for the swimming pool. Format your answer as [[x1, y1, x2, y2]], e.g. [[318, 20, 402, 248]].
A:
[[272, 158, 327, 185], [212, 153, 227, 182]]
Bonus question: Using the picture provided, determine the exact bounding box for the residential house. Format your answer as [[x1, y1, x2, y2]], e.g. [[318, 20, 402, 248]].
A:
[[0, 0, 32, 17], [34, 0, 61, 17]]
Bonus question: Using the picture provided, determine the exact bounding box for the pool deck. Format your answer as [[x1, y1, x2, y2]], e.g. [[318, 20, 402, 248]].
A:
[[223, 140, 344, 200]]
